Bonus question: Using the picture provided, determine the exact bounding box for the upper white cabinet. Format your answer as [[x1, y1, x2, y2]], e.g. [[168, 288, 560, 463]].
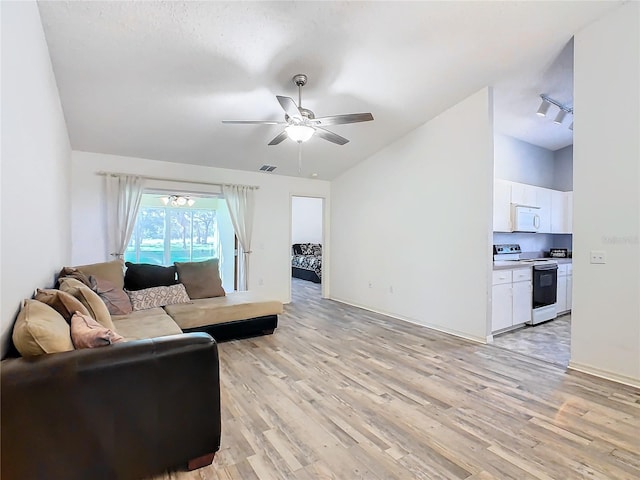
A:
[[535, 187, 552, 233], [493, 179, 512, 232], [511, 183, 537, 207], [493, 179, 573, 234], [550, 191, 573, 234]]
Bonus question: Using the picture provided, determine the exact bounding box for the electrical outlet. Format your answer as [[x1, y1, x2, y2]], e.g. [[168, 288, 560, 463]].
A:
[[258, 278, 264, 286], [590, 250, 606, 264], [389, 286, 394, 294], [368, 281, 372, 288]]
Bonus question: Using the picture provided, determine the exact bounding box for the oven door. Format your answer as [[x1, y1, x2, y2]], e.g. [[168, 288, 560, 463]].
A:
[[533, 264, 558, 308]]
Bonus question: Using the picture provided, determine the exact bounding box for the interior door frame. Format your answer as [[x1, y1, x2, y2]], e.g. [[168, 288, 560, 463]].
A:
[[289, 193, 329, 302]]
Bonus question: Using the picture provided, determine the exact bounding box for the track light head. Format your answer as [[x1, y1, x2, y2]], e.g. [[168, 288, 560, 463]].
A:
[[536, 98, 551, 117], [554, 110, 567, 124]]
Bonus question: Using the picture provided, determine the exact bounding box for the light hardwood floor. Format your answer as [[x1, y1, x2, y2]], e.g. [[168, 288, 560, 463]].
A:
[[155, 278, 639, 479]]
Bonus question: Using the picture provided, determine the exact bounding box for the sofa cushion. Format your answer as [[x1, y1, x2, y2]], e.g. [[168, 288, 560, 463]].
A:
[[111, 308, 183, 341], [124, 262, 177, 291], [93, 276, 133, 315], [71, 312, 125, 349], [74, 259, 125, 290], [174, 259, 225, 299], [34, 288, 90, 323], [12, 299, 75, 356], [126, 284, 190, 311], [58, 278, 115, 331], [163, 291, 283, 330]]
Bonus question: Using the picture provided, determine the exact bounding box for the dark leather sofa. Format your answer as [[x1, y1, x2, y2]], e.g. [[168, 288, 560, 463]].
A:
[[1, 332, 221, 480]]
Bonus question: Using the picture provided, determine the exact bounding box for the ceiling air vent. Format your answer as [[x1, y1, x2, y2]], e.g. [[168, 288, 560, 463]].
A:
[[259, 164, 277, 172]]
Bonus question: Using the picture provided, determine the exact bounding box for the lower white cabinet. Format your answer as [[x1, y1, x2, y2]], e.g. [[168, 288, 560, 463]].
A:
[[557, 263, 573, 314], [491, 268, 532, 333]]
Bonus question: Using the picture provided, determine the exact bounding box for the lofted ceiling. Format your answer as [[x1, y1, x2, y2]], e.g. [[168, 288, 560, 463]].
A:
[[37, 1, 621, 180]]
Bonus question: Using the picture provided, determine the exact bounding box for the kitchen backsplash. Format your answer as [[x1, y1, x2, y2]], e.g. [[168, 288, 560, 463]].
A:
[[493, 233, 572, 256]]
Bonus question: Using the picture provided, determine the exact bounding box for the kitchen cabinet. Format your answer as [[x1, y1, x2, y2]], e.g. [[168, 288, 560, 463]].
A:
[[535, 187, 552, 233], [492, 268, 532, 333], [493, 179, 573, 234], [511, 183, 537, 207], [551, 191, 573, 233], [556, 263, 573, 314], [493, 179, 512, 232]]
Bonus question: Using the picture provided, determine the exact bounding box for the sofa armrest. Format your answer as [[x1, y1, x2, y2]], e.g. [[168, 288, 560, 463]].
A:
[[1, 333, 221, 480]]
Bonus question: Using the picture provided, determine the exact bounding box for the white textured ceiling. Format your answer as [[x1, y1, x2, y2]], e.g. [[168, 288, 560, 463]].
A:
[[38, 1, 621, 179]]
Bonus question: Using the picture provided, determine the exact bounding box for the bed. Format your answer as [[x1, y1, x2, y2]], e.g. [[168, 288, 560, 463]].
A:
[[291, 243, 322, 283]]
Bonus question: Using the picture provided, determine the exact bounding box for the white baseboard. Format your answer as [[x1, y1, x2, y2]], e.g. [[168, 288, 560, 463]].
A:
[[330, 296, 488, 345], [568, 361, 640, 389]]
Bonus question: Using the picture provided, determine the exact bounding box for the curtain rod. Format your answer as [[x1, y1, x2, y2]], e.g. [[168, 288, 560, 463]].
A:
[[95, 171, 259, 189]]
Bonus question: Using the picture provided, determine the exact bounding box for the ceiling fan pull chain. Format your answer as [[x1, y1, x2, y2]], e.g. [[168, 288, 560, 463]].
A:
[[298, 143, 303, 174]]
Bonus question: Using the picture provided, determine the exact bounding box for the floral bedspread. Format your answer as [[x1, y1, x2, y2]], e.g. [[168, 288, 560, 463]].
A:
[[291, 254, 322, 279]]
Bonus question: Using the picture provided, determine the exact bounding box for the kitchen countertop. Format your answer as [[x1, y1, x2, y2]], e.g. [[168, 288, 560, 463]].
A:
[[493, 258, 572, 271]]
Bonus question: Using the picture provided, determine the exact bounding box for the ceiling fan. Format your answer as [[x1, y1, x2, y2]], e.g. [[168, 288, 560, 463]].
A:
[[222, 74, 374, 146]]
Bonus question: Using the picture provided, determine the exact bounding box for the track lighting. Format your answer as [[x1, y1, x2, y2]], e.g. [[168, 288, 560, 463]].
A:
[[536, 94, 573, 130], [536, 98, 551, 117], [554, 110, 567, 124]]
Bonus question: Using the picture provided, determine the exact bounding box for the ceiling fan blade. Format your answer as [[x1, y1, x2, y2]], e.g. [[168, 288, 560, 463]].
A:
[[268, 131, 288, 146], [311, 112, 374, 126], [315, 127, 349, 145], [276, 95, 302, 120], [222, 120, 284, 125]]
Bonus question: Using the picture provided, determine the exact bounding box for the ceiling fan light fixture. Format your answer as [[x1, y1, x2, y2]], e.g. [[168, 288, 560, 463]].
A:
[[285, 125, 315, 143]]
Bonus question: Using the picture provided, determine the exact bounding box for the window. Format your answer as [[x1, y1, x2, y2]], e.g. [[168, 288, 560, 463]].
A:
[[125, 194, 235, 289]]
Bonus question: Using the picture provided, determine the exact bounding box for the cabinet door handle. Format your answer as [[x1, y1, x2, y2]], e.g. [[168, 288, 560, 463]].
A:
[[534, 214, 540, 229]]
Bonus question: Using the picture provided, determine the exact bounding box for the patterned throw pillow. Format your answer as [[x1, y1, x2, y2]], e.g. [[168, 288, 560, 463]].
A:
[[299, 243, 315, 255], [126, 284, 191, 311]]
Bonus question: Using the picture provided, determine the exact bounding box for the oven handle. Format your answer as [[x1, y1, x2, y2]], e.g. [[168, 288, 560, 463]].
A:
[[534, 264, 558, 271]]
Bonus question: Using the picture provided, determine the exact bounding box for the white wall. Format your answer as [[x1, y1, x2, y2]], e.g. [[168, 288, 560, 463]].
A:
[[0, 1, 71, 356], [494, 134, 556, 188], [291, 196, 323, 244], [572, 2, 639, 387], [70, 151, 330, 303], [330, 88, 494, 342]]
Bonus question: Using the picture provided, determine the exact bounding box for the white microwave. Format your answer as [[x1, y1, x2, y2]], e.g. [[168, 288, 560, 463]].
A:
[[512, 204, 541, 232]]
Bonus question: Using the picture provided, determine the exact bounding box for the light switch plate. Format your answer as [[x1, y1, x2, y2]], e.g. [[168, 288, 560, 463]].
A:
[[590, 250, 606, 264]]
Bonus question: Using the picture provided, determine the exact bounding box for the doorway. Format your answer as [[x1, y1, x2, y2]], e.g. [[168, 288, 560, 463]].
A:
[[290, 196, 324, 302]]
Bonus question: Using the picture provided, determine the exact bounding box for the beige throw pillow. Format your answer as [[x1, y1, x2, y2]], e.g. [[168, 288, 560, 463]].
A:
[[126, 284, 191, 311], [58, 279, 115, 331], [93, 276, 133, 315], [175, 259, 225, 299], [34, 288, 90, 323], [70, 312, 124, 349], [12, 299, 75, 356]]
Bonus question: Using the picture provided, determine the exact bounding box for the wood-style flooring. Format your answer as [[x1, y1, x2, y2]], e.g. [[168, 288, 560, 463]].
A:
[[154, 278, 640, 479]]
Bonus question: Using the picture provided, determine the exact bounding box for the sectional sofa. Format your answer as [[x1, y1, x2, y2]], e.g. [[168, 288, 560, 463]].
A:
[[1, 259, 283, 479]]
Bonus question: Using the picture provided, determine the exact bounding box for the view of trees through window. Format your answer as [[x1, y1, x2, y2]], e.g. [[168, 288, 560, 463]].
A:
[[125, 194, 221, 266]]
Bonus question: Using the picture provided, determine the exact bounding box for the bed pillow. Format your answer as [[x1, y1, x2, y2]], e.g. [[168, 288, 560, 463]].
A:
[[34, 288, 90, 323], [292, 244, 303, 255], [124, 262, 177, 291], [12, 299, 75, 356], [174, 259, 225, 299], [93, 276, 133, 315], [71, 312, 124, 349], [126, 284, 191, 311]]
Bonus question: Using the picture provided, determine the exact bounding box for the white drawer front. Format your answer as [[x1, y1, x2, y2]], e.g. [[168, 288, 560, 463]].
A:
[[557, 264, 568, 275], [492, 270, 513, 285], [512, 267, 532, 282], [567, 263, 573, 275]]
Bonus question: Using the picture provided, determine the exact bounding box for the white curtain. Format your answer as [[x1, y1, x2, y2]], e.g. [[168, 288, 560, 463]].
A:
[[222, 184, 256, 291], [105, 174, 145, 259]]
